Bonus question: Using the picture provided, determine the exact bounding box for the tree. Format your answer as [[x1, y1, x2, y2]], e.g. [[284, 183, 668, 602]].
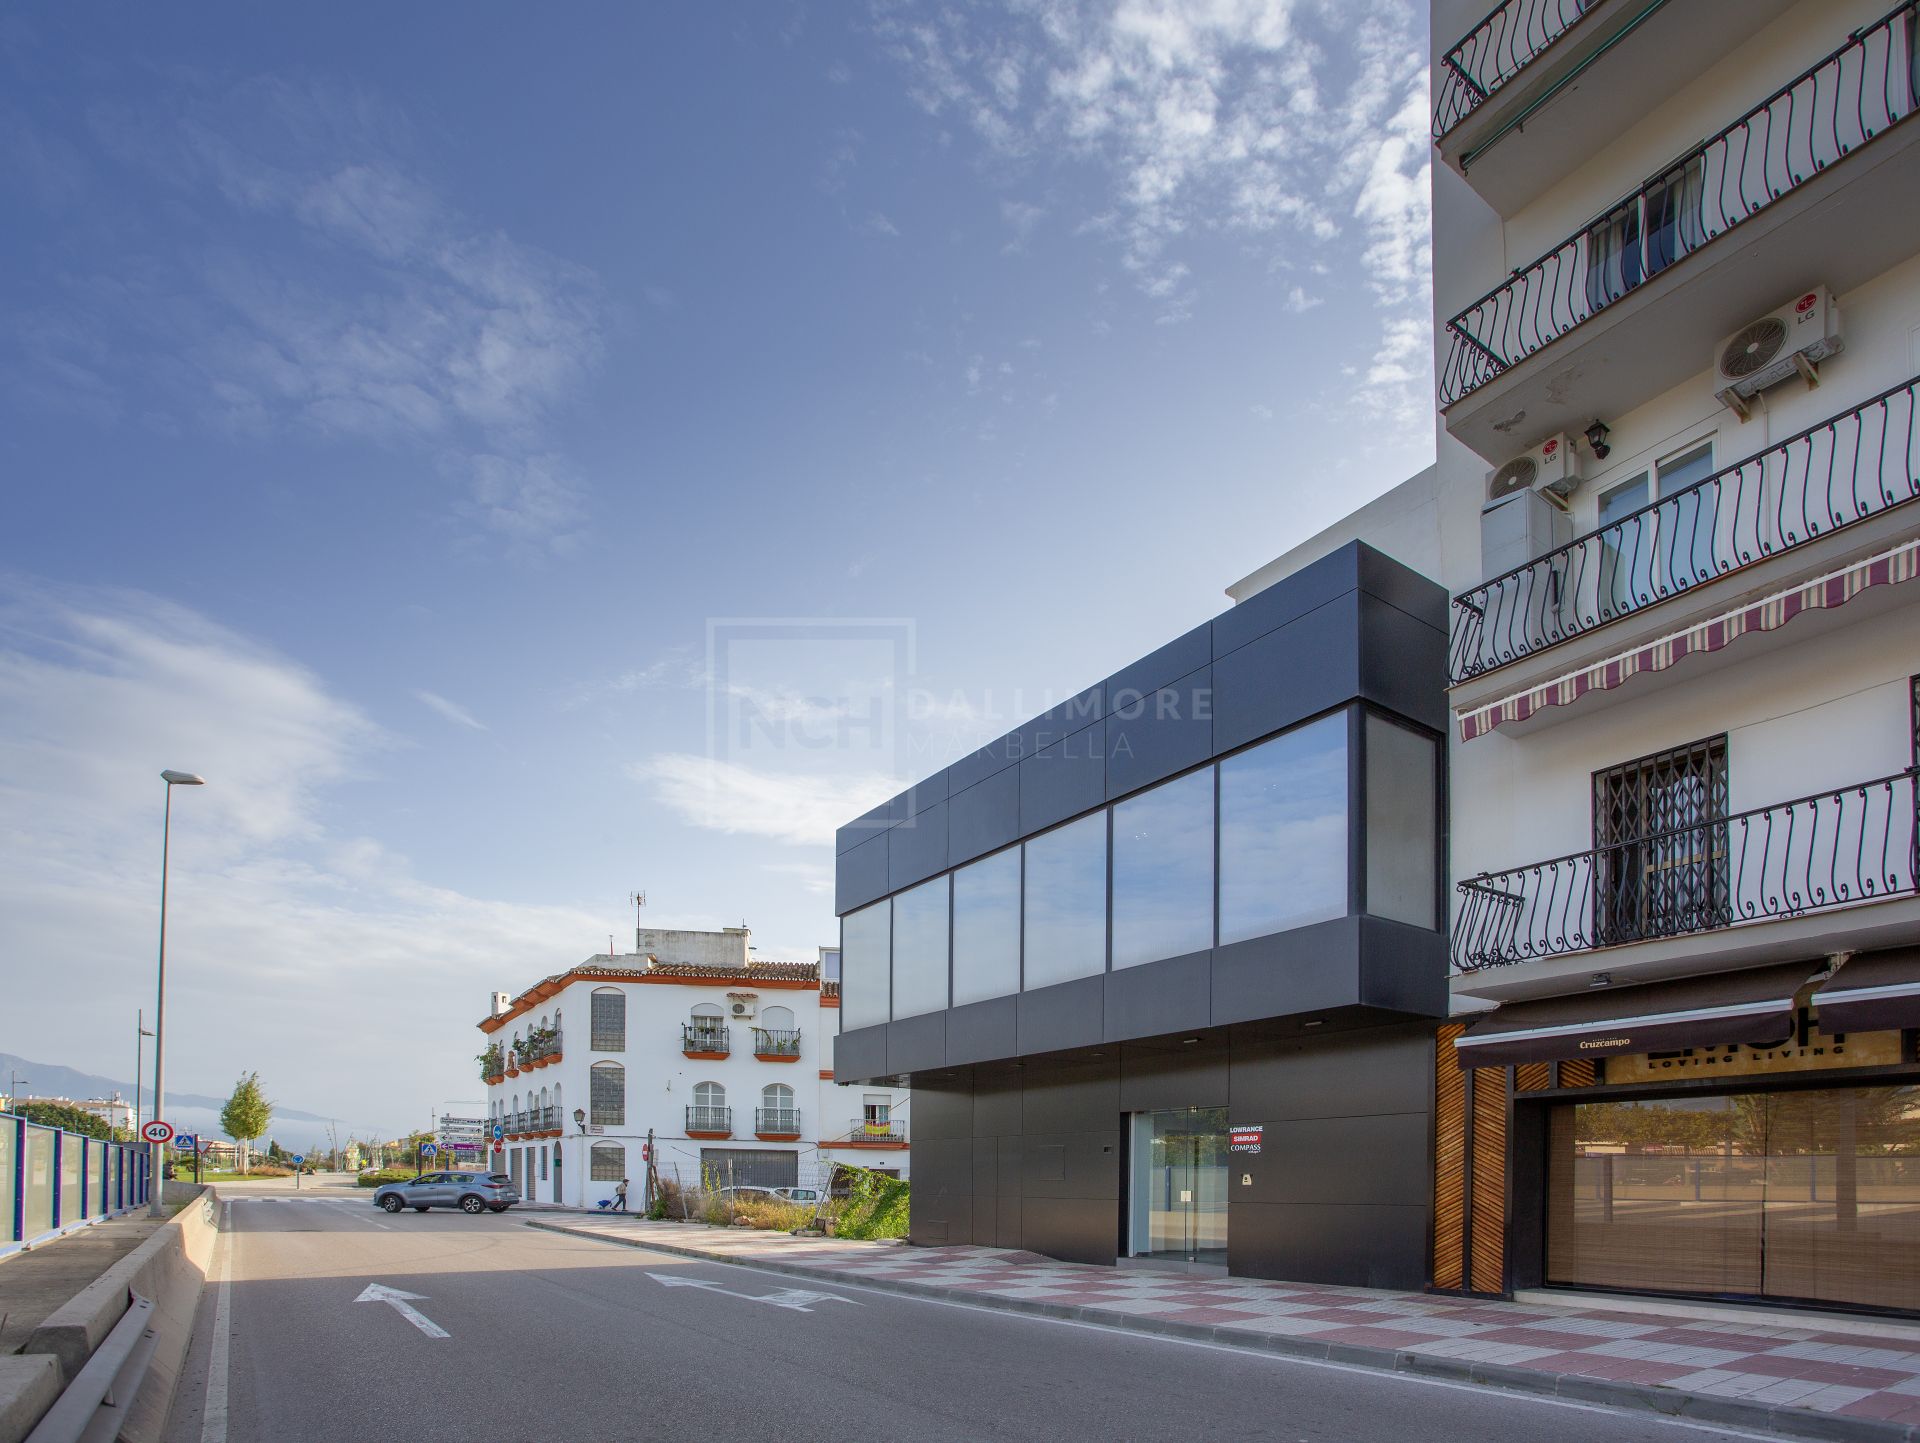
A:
[[17, 1101, 111, 1140], [220, 1073, 274, 1175]]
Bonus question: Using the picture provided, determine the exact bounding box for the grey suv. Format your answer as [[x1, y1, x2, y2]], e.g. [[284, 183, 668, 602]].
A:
[[374, 1171, 519, 1214]]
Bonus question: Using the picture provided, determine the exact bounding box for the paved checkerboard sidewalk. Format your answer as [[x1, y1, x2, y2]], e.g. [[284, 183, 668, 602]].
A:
[[532, 1217, 1920, 1438]]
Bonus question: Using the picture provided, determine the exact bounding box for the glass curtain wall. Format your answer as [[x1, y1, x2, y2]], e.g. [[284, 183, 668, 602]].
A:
[[952, 848, 1020, 1006], [891, 876, 950, 1019], [1022, 812, 1107, 989], [1112, 769, 1214, 969], [841, 900, 891, 1030], [1218, 713, 1349, 945]]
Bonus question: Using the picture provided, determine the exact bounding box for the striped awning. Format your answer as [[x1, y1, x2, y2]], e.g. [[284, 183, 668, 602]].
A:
[[1460, 538, 1920, 741]]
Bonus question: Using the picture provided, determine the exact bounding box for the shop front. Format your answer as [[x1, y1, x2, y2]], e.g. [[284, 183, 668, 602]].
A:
[[1436, 949, 1920, 1317]]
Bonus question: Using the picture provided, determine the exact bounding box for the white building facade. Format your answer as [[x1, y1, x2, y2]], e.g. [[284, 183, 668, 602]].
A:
[[1229, 0, 1920, 1315], [478, 926, 909, 1209]]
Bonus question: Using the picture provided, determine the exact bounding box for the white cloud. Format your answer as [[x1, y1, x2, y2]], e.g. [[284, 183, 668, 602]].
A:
[[631, 753, 897, 848], [1283, 286, 1323, 313], [863, 210, 902, 237], [0, 582, 608, 1133], [413, 689, 485, 731]]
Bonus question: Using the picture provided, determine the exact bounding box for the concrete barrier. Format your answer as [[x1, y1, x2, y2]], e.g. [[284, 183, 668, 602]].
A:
[[2, 1186, 219, 1443]]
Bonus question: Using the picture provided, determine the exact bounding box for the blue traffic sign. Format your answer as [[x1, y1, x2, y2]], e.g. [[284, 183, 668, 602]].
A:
[[292, 1154, 304, 1165], [492, 1123, 504, 1140], [175, 1134, 198, 1151], [420, 1142, 438, 1157]]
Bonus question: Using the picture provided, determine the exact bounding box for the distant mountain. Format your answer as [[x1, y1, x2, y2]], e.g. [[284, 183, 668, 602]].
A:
[[0, 1051, 384, 1150]]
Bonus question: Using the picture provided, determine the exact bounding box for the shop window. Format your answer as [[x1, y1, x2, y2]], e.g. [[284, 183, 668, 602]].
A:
[[1592, 736, 1728, 946]]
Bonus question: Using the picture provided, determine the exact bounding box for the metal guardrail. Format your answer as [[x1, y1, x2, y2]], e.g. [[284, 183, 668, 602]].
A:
[[1433, 0, 1594, 138], [1453, 767, 1919, 969], [682, 1024, 730, 1054], [751, 1027, 801, 1056], [686, 1106, 732, 1133], [1450, 375, 1920, 681], [1440, 2, 1919, 407], [847, 1118, 906, 1142], [754, 1108, 802, 1134], [25, 1290, 157, 1443]]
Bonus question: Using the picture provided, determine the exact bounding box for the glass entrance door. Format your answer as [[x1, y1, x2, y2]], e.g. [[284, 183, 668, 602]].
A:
[[1129, 1107, 1229, 1268]]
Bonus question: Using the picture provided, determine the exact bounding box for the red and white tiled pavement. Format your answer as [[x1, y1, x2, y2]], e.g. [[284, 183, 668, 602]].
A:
[[538, 1217, 1920, 1431]]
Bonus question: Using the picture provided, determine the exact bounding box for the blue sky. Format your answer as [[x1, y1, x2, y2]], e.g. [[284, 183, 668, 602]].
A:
[[0, 1, 1431, 1135]]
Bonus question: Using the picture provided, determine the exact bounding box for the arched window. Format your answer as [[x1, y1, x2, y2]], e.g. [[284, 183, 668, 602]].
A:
[[689, 1002, 724, 1043], [591, 987, 626, 1051], [590, 1142, 624, 1181], [761, 1083, 794, 1108], [510, 1092, 519, 1115], [760, 1005, 795, 1031], [590, 1061, 625, 1127], [539, 1086, 550, 1118], [690, 1080, 727, 1133], [552, 1082, 562, 1114], [693, 1081, 725, 1108]]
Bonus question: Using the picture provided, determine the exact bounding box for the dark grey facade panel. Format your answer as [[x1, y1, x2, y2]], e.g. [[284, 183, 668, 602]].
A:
[[1208, 917, 1366, 1027], [1103, 950, 1211, 1041], [946, 766, 1020, 867], [1015, 975, 1106, 1056], [1357, 592, 1452, 734], [1355, 542, 1451, 632], [1103, 620, 1213, 711], [944, 995, 1018, 1066], [1209, 596, 1362, 756], [886, 1009, 946, 1075], [835, 832, 890, 914], [1210, 542, 1367, 658], [836, 795, 901, 856], [833, 1023, 889, 1084], [1230, 1201, 1430, 1290], [886, 798, 948, 892], [1018, 721, 1107, 835], [1105, 663, 1213, 798], [1009, 684, 1106, 762]]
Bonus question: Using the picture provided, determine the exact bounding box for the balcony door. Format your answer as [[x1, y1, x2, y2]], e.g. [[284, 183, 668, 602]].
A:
[[1594, 439, 1717, 620], [1593, 736, 1730, 947], [1128, 1107, 1229, 1270]]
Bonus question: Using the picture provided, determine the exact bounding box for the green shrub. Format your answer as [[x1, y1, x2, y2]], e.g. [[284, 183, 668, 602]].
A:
[[355, 1168, 420, 1188], [731, 1197, 817, 1232], [834, 1166, 909, 1240]]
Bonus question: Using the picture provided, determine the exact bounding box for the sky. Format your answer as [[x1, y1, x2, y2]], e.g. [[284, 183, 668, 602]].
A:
[[0, 0, 1433, 1138]]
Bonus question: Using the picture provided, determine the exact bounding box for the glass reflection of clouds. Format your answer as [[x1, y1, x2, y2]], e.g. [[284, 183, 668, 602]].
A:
[[1217, 714, 1349, 946], [953, 848, 1021, 1006], [1112, 768, 1215, 969], [841, 899, 891, 1031], [890, 875, 950, 1020], [1022, 811, 1108, 989]]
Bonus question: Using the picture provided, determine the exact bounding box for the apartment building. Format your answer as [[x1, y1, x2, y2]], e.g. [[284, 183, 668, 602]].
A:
[[1239, 0, 1920, 1317], [477, 926, 909, 1209]]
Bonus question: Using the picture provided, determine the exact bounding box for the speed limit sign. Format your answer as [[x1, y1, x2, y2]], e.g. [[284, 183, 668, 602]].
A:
[[141, 1120, 175, 1144]]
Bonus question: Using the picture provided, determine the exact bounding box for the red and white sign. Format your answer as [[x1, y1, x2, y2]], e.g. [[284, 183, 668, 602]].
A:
[[141, 1120, 175, 1144], [1228, 1124, 1263, 1154]]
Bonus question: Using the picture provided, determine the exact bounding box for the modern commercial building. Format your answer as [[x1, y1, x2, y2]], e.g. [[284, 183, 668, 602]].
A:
[[832, 544, 1452, 1285], [477, 925, 909, 1208], [1237, 0, 1920, 1317]]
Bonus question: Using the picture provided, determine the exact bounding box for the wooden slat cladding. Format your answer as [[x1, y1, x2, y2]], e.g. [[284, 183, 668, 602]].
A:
[[1469, 1067, 1509, 1294], [1431, 1023, 1467, 1290], [1515, 1062, 1552, 1092], [1558, 1057, 1597, 1088]]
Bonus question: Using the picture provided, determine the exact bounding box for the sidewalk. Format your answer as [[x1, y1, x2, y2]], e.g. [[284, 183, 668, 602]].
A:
[[528, 1217, 1920, 1441], [0, 1212, 169, 1354]]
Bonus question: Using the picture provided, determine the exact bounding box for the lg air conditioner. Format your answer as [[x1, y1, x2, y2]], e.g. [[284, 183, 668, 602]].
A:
[[1714, 286, 1843, 420], [728, 993, 759, 1020]]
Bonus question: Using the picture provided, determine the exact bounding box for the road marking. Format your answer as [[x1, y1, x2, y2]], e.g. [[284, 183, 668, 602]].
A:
[[355, 1283, 450, 1338], [645, 1270, 860, 1312], [199, 1200, 233, 1443]]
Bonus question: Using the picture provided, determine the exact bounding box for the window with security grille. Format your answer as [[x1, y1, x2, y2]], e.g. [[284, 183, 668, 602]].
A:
[[590, 1142, 624, 1181], [590, 988, 625, 1051], [1592, 735, 1729, 946], [590, 1062, 625, 1127]]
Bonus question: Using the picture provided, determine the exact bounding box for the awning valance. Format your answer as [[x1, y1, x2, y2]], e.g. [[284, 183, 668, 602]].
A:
[[1812, 948, 1920, 1035], [1460, 538, 1920, 741], [1453, 962, 1821, 1070]]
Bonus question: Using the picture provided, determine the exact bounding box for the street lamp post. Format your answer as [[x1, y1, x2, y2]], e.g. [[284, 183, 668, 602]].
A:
[[135, 1011, 155, 1136], [150, 769, 205, 1217]]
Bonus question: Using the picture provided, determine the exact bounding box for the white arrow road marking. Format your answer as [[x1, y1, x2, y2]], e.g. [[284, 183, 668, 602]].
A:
[[354, 1283, 450, 1337], [646, 1271, 860, 1312]]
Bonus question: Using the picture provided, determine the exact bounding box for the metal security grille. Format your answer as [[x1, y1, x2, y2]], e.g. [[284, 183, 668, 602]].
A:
[[589, 1063, 625, 1127], [590, 989, 625, 1051], [590, 1142, 624, 1181], [699, 1148, 799, 1189], [1592, 736, 1729, 946]]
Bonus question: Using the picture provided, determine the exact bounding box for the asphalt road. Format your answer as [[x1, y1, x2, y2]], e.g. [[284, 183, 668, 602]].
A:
[[162, 1185, 1777, 1443]]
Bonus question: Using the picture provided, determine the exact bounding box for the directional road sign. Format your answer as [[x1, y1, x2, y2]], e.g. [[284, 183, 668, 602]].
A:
[[141, 1120, 174, 1144], [492, 1123, 504, 1140]]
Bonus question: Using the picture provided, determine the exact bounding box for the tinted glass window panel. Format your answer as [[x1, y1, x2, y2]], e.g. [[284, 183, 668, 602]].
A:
[[891, 876, 950, 1020], [841, 900, 891, 1030], [589, 989, 626, 1051], [1022, 811, 1107, 989], [1111, 768, 1215, 969], [1365, 715, 1438, 929], [1217, 713, 1349, 946], [952, 848, 1021, 1006]]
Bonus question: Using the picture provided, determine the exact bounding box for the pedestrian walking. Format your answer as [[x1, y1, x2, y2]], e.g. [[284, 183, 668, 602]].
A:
[[611, 1177, 629, 1212]]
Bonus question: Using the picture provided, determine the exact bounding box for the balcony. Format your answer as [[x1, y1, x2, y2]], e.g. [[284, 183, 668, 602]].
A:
[[1441, 3, 1920, 459], [686, 1105, 732, 1139], [518, 1029, 562, 1068], [1434, 0, 1798, 213], [478, 1046, 504, 1084], [751, 1026, 801, 1061], [681, 1024, 730, 1059], [1451, 375, 1920, 684], [837, 1117, 907, 1148], [1453, 767, 1918, 972], [754, 1107, 802, 1140]]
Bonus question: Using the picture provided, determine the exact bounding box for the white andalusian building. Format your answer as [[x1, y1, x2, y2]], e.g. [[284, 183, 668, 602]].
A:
[[478, 926, 909, 1208]]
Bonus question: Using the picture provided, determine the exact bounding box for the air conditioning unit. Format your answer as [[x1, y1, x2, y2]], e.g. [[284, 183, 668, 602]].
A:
[[1484, 433, 1582, 512], [1714, 286, 1843, 420], [728, 993, 759, 1020]]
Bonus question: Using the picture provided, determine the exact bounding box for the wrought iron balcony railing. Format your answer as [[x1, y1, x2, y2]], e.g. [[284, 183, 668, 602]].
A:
[[1451, 375, 1920, 682], [752, 1026, 801, 1056], [682, 1024, 730, 1055], [754, 1107, 801, 1134], [478, 1048, 503, 1081], [1453, 768, 1919, 970], [1434, 0, 1592, 139], [520, 1029, 562, 1063], [1440, 3, 1919, 408], [848, 1117, 906, 1142], [686, 1105, 732, 1133]]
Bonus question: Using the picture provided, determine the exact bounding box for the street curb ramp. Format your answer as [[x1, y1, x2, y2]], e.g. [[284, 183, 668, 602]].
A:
[[527, 1220, 1920, 1443], [0, 1187, 219, 1443]]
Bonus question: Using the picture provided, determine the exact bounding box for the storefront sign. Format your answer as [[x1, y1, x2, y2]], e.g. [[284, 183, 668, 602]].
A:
[[1228, 1125, 1263, 1154], [1605, 1026, 1902, 1083]]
